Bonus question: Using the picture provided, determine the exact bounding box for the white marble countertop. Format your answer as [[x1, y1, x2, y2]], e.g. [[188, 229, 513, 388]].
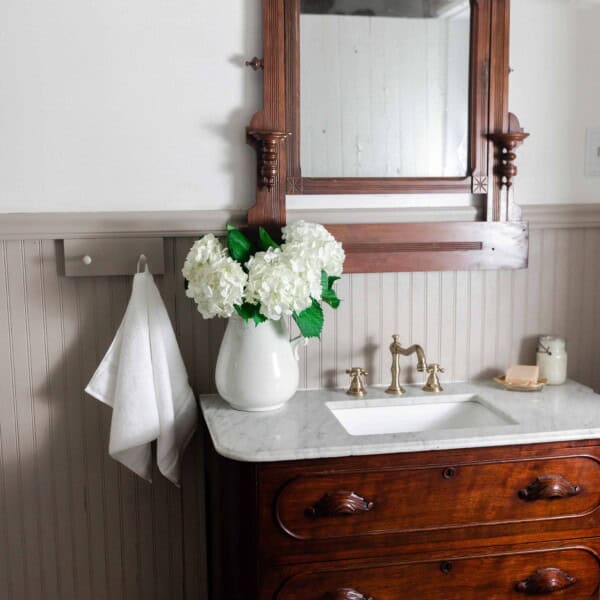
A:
[[199, 380, 600, 463]]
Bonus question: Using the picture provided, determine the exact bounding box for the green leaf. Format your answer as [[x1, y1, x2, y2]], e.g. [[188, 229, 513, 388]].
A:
[[258, 226, 280, 251], [293, 298, 324, 339], [321, 288, 340, 309], [321, 270, 341, 292], [226, 225, 253, 264], [234, 303, 267, 326], [320, 271, 342, 310], [184, 278, 189, 291]]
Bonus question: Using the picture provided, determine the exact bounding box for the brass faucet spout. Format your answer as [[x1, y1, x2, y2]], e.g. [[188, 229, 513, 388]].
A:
[[385, 334, 444, 393], [385, 335, 429, 395], [399, 344, 428, 372]]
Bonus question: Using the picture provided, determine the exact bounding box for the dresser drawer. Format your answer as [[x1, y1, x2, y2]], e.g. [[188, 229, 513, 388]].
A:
[[262, 453, 600, 557], [275, 545, 600, 600]]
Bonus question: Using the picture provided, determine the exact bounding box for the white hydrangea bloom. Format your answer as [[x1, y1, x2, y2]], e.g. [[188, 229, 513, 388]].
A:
[[245, 248, 314, 320], [182, 234, 225, 279], [280, 242, 323, 299], [282, 221, 345, 276], [182, 235, 247, 319]]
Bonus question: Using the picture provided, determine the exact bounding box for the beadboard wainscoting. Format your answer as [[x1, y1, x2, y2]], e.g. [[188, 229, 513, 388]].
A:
[[1, 206, 600, 599]]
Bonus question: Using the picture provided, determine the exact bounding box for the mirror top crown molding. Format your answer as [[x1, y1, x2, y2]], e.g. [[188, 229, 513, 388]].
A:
[[246, 0, 530, 272]]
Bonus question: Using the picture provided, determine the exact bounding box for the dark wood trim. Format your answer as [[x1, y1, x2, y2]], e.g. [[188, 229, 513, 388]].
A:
[[246, 0, 530, 272], [247, 0, 287, 227], [205, 434, 260, 599], [469, 0, 492, 194], [326, 221, 529, 273], [285, 0, 301, 196], [301, 177, 473, 195], [487, 0, 511, 221]]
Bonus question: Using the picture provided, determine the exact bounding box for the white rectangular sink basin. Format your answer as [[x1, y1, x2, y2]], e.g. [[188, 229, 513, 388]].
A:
[[327, 394, 517, 436]]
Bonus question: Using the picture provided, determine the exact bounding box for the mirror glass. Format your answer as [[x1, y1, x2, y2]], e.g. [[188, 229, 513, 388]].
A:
[[300, 0, 471, 179]]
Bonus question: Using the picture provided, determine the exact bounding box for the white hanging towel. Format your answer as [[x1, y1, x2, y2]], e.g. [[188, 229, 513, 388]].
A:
[[85, 268, 197, 486]]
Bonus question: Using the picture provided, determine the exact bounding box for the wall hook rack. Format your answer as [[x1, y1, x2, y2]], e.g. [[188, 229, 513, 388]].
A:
[[62, 238, 165, 277]]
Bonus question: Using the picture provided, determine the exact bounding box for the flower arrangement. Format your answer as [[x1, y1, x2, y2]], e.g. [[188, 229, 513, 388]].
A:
[[182, 221, 345, 338]]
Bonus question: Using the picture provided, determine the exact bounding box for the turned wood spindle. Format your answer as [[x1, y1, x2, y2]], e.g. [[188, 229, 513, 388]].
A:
[[488, 112, 530, 189]]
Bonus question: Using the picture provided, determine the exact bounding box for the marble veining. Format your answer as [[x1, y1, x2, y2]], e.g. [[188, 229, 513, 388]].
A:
[[199, 380, 600, 463]]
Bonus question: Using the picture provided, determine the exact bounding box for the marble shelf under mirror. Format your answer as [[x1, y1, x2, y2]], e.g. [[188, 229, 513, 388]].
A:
[[199, 380, 600, 463]]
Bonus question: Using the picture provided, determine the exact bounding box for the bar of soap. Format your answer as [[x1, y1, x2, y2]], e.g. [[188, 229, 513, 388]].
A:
[[506, 365, 539, 386]]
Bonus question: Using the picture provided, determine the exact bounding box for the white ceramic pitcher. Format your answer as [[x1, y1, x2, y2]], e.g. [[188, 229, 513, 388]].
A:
[[215, 314, 307, 411]]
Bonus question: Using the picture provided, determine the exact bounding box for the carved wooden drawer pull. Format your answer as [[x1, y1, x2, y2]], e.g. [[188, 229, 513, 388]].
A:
[[518, 474, 581, 501], [322, 588, 373, 600], [305, 491, 374, 519], [515, 567, 576, 594]]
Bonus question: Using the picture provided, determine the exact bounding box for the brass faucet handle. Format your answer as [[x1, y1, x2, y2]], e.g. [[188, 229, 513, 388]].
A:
[[423, 363, 445, 393], [346, 367, 368, 375], [346, 367, 368, 397], [390, 334, 402, 352]]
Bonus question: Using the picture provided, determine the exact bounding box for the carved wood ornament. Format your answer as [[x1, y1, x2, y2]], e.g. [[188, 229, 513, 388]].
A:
[[305, 491, 375, 519], [489, 113, 530, 189], [322, 588, 373, 600], [515, 567, 576, 594], [247, 130, 290, 191], [518, 474, 581, 501]]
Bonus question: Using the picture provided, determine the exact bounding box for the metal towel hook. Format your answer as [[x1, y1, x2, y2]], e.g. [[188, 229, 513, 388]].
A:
[[136, 254, 148, 273]]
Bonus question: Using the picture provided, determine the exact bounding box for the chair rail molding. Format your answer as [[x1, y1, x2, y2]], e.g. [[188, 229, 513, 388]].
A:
[[521, 204, 600, 229], [1, 204, 599, 240], [0, 210, 247, 240]]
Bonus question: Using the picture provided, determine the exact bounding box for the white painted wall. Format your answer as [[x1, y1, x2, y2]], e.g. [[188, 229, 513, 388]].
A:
[[510, 0, 600, 205], [0, 0, 261, 213], [0, 0, 598, 213]]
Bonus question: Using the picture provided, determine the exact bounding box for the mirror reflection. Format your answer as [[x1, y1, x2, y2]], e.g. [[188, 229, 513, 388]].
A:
[[300, 0, 471, 179]]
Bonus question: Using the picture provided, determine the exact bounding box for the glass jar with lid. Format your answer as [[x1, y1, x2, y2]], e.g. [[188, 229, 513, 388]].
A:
[[536, 335, 568, 385]]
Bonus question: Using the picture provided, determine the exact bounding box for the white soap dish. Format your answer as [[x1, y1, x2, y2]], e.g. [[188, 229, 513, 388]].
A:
[[494, 375, 547, 392]]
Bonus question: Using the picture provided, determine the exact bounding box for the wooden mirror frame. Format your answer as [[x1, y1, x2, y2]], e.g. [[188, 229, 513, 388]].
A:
[[246, 0, 529, 273]]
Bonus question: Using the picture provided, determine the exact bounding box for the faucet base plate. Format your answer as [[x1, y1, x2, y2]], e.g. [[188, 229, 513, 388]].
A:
[[385, 385, 406, 396]]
